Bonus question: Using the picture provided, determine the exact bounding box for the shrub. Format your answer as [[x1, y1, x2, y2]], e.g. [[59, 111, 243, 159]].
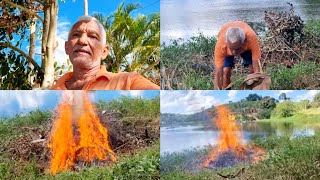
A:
[[271, 100, 297, 118]]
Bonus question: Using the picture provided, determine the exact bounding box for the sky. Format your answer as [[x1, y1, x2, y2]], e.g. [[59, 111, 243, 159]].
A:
[[27, 0, 160, 68], [0, 90, 159, 118], [160, 90, 320, 114]]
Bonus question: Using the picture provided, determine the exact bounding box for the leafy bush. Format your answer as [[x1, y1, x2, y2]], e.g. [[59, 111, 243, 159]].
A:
[[271, 100, 297, 118], [96, 96, 160, 120]]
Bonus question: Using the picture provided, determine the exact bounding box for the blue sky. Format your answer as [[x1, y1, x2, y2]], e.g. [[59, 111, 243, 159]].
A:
[[161, 90, 320, 114], [27, 0, 160, 68], [0, 90, 159, 118]]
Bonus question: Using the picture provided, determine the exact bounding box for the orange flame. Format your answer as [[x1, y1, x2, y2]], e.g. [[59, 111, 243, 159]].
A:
[[49, 91, 116, 175], [203, 105, 266, 167]]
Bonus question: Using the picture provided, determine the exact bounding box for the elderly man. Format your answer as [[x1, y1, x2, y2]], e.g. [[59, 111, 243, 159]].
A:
[[214, 21, 261, 90], [51, 16, 159, 90]]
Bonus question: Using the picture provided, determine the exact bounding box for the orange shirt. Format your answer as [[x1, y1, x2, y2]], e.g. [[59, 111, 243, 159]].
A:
[[214, 21, 261, 68], [51, 66, 160, 90]]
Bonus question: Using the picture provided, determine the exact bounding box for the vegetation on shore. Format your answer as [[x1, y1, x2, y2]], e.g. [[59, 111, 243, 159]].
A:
[[161, 7, 320, 90]]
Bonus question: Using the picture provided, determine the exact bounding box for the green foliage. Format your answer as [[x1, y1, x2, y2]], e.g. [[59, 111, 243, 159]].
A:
[[184, 69, 213, 89], [93, 3, 160, 75], [268, 62, 320, 90], [246, 94, 262, 101], [296, 100, 311, 110], [161, 33, 216, 90], [271, 100, 297, 118], [314, 93, 320, 102], [96, 96, 160, 121], [0, 50, 33, 89], [111, 142, 160, 179], [161, 148, 208, 174], [162, 133, 320, 180], [305, 19, 320, 37], [0, 110, 50, 140]]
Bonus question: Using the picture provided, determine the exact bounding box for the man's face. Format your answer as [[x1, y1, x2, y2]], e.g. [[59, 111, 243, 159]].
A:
[[65, 20, 109, 68], [227, 39, 244, 56]]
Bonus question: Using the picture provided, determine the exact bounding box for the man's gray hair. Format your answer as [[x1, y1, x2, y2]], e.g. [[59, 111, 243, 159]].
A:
[[68, 15, 106, 46], [226, 27, 245, 44]]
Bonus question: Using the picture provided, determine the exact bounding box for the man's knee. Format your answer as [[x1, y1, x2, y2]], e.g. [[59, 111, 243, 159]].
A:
[[223, 68, 232, 77]]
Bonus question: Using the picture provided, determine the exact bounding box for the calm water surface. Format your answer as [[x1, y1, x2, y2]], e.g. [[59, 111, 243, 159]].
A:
[[161, 0, 320, 43], [160, 122, 318, 154]]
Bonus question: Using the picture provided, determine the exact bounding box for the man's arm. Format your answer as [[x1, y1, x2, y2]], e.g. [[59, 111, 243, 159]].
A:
[[214, 66, 223, 90]]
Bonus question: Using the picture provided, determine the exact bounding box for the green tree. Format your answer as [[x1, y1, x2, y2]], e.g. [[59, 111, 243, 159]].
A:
[[279, 93, 291, 101], [313, 93, 320, 102], [0, 0, 59, 89], [246, 94, 262, 101], [271, 101, 297, 118]]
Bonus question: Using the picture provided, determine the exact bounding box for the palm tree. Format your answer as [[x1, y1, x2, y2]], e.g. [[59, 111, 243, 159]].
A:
[[93, 2, 160, 77]]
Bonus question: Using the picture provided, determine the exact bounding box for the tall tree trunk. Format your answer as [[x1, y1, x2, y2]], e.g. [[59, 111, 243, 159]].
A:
[[84, 0, 88, 15], [28, 17, 37, 88], [42, 0, 58, 88]]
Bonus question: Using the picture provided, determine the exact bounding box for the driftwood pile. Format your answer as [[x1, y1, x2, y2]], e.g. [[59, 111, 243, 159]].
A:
[[261, 3, 320, 68]]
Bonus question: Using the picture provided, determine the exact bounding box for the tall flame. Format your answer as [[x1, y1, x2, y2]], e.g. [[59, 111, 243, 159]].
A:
[[203, 105, 265, 167], [49, 91, 116, 175]]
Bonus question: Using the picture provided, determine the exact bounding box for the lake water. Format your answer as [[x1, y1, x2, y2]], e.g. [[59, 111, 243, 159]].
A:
[[161, 0, 320, 43], [160, 121, 318, 154]]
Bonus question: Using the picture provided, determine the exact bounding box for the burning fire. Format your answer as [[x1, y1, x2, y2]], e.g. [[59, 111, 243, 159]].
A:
[[48, 91, 116, 175], [203, 105, 266, 168]]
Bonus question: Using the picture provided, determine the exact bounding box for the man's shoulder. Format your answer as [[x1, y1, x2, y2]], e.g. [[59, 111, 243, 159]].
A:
[[51, 72, 73, 89]]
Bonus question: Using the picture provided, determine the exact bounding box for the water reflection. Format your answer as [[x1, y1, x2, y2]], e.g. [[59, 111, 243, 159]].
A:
[[161, 0, 320, 43], [160, 121, 319, 154]]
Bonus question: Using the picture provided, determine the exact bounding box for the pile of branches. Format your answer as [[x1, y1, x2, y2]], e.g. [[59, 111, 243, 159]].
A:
[[4, 110, 159, 171], [261, 3, 320, 67]]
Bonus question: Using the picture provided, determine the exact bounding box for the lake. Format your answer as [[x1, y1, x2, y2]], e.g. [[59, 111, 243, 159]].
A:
[[160, 121, 319, 154], [161, 0, 320, 43]]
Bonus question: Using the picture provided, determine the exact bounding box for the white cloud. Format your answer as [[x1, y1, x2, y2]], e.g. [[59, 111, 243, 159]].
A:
[[120, 90, 143, 98], [278, 90, 294, 94], [34, 20, 71, 70], [296, 90, 320, 101], [55, 20, 71, 68], [0, 91, 52, 111], [161, 91, 221, 114], [226, 90, 238, 102]]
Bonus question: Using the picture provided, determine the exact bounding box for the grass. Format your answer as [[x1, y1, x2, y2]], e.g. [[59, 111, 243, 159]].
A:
[[267, 62, 320, 90], [0, 142, 160, 180], [161, 33, 216, 90], [259, 112, 320, 128], [161, 133, 320, 180], [96, 96, 160, 122]]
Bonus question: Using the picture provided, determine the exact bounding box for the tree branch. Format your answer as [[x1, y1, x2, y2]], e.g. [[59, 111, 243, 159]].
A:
[[33, 0, 45, 6], [3, 0, 44, 22], [0, 42, 43, 73]]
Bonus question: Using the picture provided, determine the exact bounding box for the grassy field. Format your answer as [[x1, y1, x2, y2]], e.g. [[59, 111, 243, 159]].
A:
[[0, 97, 160, 179], [257, 105, 320, 128], [161, 132, 320, 180]]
